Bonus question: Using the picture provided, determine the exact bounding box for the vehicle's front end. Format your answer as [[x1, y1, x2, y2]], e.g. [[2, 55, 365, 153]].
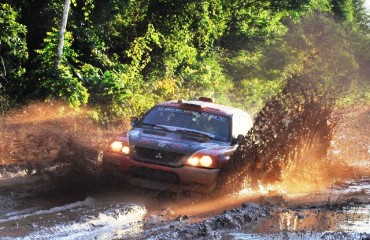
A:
[[103, 130, 235, 192], [102, 98, 253, 192]]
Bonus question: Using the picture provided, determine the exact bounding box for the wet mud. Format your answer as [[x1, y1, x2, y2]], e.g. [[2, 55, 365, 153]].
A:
[[0, 101, 369, 239]]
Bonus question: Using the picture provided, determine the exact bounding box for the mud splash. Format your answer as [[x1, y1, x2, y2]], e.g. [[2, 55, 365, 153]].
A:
[[220, 93, 333, 191], [0, 101, 126, 197], [218, 15, 360, 195]]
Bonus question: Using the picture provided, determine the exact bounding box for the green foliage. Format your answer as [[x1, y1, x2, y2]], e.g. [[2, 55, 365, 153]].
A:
[[352, 0, 370, 31], [0, 4, 28, 95], [182, 54, 233, 101], [234, 79, 283, 115], [284, 14, 358, 97], [1, 0, 370, 121], [225, 12, 363, 114], [337, 82, 370, 106], [35, 28, 88, 107], [126, 24, 163, 73], [331, 0, 355, 23], [161, 30, 198, 78]]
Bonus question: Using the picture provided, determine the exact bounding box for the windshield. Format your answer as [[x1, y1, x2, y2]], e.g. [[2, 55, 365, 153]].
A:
[[140, 106, 231, 142]]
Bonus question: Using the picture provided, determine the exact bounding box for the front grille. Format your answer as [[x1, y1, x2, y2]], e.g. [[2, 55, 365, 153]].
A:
[[143, 129, 167, 136], [129, 167, 180, 184], [133, 146, 184, 165]]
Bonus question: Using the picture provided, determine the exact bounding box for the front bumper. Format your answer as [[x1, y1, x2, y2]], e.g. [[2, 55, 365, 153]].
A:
[[102, 151, 219, 193]]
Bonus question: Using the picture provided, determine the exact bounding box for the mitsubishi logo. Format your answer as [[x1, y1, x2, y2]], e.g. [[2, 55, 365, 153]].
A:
[[154, 152, 163, 159]]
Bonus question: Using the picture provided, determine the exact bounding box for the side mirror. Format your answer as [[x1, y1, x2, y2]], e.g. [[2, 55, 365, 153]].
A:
[[130, 116, 140, 127], [232, 134, 245, 145]]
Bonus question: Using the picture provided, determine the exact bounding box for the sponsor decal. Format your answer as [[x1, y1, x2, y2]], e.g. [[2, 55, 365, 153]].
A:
[[157, 107, 227, 122]]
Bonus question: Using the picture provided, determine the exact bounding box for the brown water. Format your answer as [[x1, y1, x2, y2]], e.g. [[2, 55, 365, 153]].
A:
[[255, 205, 370, 233]]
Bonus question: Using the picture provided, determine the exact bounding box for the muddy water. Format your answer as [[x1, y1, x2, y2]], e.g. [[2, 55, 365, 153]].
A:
[[0, 164, 212, 239], [254, 204, 370, 234], [0, 192, 148, 239], [0, 166, 148, 239], [257, 194, 370, 235], [221, 181, 370, 240], [1, 164, 370, 240], [223, 204, 370, 240]]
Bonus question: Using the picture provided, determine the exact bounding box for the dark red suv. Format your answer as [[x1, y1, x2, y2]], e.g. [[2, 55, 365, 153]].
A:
[[102, 97, 253, 192]]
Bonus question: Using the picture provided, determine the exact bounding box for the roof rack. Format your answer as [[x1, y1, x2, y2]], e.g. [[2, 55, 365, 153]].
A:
[[198, 97, 214, 103]]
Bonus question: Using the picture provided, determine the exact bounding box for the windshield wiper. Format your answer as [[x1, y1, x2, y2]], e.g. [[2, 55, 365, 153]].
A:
[[140, 123, 172, 131], [175, 128, 215, 139]]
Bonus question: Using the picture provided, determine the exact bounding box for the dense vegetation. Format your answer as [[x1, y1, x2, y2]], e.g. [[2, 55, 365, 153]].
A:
[[1, 0, 369, 121]]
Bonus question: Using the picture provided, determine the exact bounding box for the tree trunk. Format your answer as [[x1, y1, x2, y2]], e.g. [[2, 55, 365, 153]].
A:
[[55, 0, 71, 70]]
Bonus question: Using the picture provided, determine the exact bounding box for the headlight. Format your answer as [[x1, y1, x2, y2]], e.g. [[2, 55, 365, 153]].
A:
[[187, 157, 200, 166], [110, 141, 130, 154], [186, 155, 215, 168], [199, 156, 213, 167], [121, 146, 130, 154]]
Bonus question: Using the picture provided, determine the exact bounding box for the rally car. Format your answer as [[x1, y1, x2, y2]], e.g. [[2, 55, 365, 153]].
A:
[[102, 97, 253, 192]]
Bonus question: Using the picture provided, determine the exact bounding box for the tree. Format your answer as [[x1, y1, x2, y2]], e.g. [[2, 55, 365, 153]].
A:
[[55, 0, 71, 70]]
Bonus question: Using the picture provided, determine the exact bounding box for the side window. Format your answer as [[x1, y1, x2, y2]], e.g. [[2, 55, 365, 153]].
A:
[[231, 116, 240, 138], [232, 113, 253, 137]]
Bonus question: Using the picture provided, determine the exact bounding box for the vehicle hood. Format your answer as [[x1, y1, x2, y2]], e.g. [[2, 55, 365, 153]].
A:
[[128, 127, 230, 155]]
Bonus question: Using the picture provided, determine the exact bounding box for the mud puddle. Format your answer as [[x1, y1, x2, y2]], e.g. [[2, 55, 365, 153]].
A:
[[1, 200, 147, 240], [221, 179, 370, 240], [1, 166, 370, 239], [0, 165, 188, 240], [253, 204, 370, 234], [224, 203, 370, 240], [0, 191, 150, 239]]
